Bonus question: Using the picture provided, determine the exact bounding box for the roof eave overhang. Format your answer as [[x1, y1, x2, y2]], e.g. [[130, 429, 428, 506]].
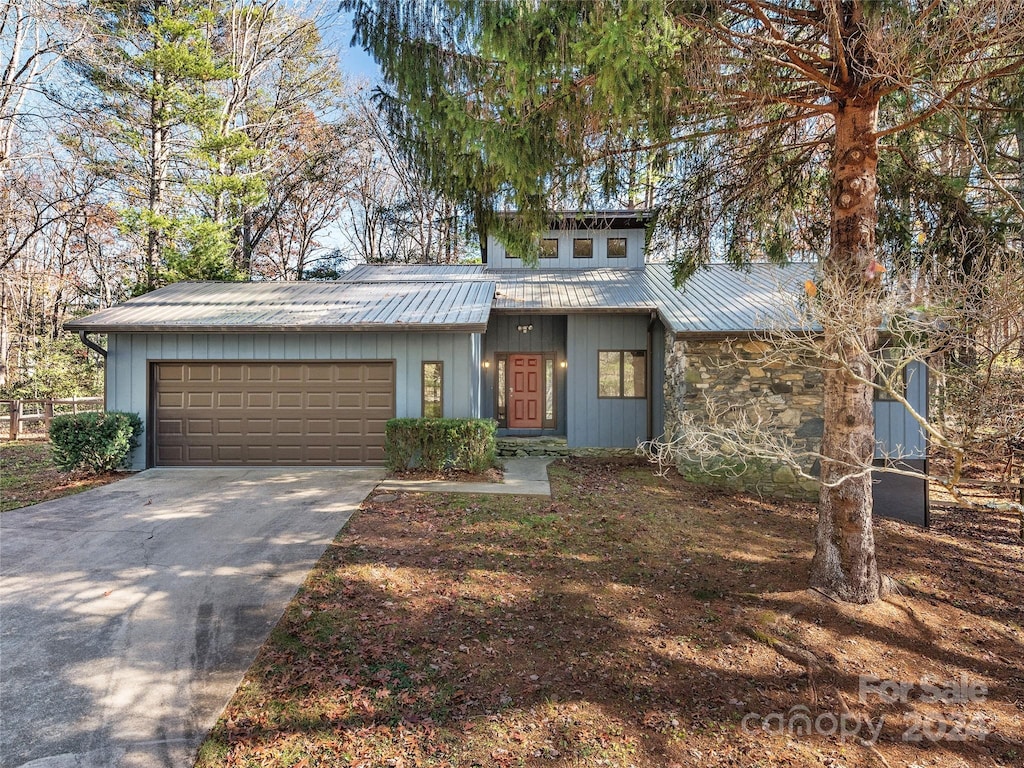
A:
[[63, 322, 490, 334], [491, 306, 658, 315], [669, 328, 820, 340]]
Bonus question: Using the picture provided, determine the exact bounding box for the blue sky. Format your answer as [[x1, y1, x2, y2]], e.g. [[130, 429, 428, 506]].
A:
[[325, 12, 381, 84]]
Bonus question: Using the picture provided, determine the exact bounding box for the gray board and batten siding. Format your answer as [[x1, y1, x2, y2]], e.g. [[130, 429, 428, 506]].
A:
[[486, 228, 648, 270], [481, 314, 569, 436], [106, 332, 482, 470], [872, 359, 929, 526], [874, 360, 927, 460], [566, 314, 665, 449]]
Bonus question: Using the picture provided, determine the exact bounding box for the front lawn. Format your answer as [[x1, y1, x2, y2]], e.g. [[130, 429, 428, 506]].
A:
[[0, 439, 124, 512], [196, 458, 1023, 767]]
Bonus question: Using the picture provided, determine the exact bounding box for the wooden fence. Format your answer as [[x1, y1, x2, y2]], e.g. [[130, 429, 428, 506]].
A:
[[1, 398, 104, 440]]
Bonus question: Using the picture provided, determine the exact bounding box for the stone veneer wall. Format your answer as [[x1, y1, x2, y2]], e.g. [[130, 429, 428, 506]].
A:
[[662, 331, 824, 499]]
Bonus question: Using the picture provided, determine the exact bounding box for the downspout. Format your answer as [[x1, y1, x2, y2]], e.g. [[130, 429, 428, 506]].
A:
[[78, 331, 107, 358], [646, 311, 656, 441]]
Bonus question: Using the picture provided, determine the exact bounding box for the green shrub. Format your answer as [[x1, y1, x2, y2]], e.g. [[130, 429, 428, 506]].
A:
[[385, 418, 497, 473], [49, 411, 143, 473]]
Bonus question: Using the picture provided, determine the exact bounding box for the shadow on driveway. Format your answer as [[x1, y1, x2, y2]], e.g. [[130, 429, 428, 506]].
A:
[[0, 467, 383, 768]]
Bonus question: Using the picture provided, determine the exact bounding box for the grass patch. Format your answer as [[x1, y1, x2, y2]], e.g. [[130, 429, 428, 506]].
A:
[[196, 458, 1024, 768], [0, 439, 124, 512]]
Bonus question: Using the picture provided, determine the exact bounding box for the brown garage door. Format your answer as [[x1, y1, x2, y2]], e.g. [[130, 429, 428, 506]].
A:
[[153, 361, 395, 466]]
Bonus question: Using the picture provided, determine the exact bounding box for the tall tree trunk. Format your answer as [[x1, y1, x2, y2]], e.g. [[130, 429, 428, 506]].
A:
[[810, 97, 884, 604]]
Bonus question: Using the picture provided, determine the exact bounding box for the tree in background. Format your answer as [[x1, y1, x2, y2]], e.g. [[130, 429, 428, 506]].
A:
[[345, 0, 1024, 602], [340, 97, 473, 265]]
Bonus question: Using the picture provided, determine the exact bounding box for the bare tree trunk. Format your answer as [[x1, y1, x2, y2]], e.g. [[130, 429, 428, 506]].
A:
[[810, 97, 884, 604], [146, 112, 165, 292], [0, 281, 9, 387]]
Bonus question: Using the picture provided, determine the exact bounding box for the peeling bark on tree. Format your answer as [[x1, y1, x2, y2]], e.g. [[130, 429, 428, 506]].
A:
[[810, 98, 884, 604]]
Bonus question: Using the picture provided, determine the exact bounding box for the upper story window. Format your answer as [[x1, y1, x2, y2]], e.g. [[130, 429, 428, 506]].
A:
[[607, 237, 627, 258], [573, 238, 593, 259], [539, 238, 559, 259]]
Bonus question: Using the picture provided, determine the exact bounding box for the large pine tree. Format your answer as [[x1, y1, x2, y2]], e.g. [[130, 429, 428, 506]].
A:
[[345, 0, 1024, 603]]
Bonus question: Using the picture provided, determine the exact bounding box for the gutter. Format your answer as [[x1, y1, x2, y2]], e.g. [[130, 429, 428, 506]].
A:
[[78, 330, 107, 358]]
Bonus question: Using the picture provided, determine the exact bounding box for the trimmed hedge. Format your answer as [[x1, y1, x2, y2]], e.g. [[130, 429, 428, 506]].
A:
[[49, 411, 143, 473], [385, 418, 497, 473]]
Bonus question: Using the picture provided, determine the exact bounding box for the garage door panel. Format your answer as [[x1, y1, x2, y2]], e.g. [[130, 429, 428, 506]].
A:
[[217, 365, 244, 382], [365, 365, 395, 383], [157, 392, 184, 409], [217, 392, 243, 408], [246, 392, 273, 408], [365, 392, 394, 409], [306, 446, 333, 462], [157, 445, 184, 463], [246, 419, 273, 435], [336, 392, 363, 408], [248, 365, 273, 382], [187, 365, 214, 382], [307, 419, 332, 435], [217, 419, 242, 434], [336, 445, 364, 462], [186, 392, 213, 409], [186, 445, 214, 463], [158, 365, 184, 382], [275, 392, 303, 408], [276, 419, 303, 435], [158, 418, 183, 435], [186, 419, 213, 435], [154, 361, 395, 466], [216, 446, 242, 462], [307, 393, 332, 409], [274, 445, 303, 462]]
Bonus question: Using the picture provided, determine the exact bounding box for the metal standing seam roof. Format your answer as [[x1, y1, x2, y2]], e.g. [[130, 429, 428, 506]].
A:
[[490, 269, 654, 313], [65, 262, 816, 335], [342, 264, 487, 281], [65, 279, 496, 333], [488, 263, 813, 334], [643, 262, 815, 334]]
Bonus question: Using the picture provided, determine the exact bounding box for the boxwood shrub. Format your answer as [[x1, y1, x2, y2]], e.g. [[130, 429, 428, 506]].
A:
[[385, 418, 497, 473], [49, 411, 143, 474]]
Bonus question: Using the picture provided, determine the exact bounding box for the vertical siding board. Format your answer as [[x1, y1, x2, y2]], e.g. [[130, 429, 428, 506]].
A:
[[297, 334, 315, 360], [873, 361, 928, 460], [652, 320, 666, 437], [567, 314, 649, 448], [470, 334, 482, 417]]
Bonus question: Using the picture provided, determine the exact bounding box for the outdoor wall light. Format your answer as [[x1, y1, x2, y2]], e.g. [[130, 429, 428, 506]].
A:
[[560, 360, 568, 369], [482, 360, 491, 369], [517, 324, 534, 333]]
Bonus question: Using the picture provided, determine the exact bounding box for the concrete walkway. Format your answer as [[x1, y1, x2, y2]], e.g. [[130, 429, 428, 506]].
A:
[[0, 467, 383, 768], [377, 457, 553, 496]]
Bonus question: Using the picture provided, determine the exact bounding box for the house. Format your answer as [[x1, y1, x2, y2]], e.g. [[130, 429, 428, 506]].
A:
[[66, 211, 928, 523]]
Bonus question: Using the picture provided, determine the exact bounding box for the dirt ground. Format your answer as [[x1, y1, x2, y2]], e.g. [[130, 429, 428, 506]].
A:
[[0, 439, 125, 512], [195, 458, 1023, 767]]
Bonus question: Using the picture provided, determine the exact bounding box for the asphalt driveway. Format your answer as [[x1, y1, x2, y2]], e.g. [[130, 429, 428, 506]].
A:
[[0, 467, 383, 768]]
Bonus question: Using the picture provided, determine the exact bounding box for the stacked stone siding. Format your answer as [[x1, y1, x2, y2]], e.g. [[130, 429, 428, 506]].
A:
[[662, 332, 824, 499]]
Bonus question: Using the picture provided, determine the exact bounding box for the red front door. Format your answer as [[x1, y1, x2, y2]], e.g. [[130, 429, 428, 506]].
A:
[[508, 354, 543, 428]]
